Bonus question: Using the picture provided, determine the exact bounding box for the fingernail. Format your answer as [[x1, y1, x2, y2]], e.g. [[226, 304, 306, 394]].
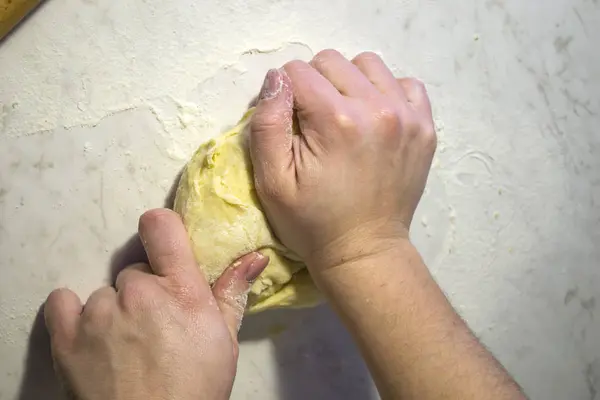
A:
[[259, 69, 282, 101], [245, 253, 269, 282]]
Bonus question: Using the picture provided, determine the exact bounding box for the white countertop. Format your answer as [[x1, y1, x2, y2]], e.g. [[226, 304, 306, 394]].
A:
[[1, 0, 599, 399]]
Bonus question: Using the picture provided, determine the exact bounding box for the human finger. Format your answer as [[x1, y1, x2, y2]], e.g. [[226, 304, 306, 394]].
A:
[[44, 288, 83, 344], [211, 252, 269, 339], [310, 49, 378, 97], [80, 286, 117, 326], [249, 69, 294, 180], [396, 77, 433, 117], [138, 209, 206, 285], [282, 60, 344, 117], [352, 52, 407, 104], [115, 263, 154, 291]]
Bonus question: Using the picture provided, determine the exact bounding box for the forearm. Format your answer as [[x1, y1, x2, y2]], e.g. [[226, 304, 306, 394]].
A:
[[311, 240, 525, 400]]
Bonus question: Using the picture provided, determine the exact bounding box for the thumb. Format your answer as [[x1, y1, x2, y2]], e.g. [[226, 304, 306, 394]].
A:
[[249, 68, 294, 177], [212, 252, 269, 339]]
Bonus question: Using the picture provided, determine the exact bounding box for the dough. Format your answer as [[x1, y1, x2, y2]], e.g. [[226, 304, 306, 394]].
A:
[[173, 109, 321, 313]]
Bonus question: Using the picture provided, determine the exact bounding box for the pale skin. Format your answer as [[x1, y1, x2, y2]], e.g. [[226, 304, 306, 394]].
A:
[[45, 49, 527, 399]]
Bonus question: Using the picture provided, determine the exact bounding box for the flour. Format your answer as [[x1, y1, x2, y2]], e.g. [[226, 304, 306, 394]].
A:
[[2, 1, 599, 399]]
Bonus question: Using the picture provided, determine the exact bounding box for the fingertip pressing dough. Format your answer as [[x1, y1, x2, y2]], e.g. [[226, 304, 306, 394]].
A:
[[173, 109, 321, 313]]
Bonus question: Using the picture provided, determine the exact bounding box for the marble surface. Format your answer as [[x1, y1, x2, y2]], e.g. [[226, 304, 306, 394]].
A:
[[0, 0, 599, 399]]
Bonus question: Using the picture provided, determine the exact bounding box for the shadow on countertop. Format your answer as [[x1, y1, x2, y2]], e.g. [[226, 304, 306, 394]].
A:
[[240, 305, 377, 400], [16, 305, 65, 400]]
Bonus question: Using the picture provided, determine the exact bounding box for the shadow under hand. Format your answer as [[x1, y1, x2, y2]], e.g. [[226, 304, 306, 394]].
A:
[[109, 233, 147, 285], [240, 305, 377, 400], [17, 305, 64, 400]]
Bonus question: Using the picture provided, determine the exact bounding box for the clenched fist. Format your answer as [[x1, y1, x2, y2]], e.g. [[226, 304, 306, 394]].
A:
[[250, 50, 437, 273]]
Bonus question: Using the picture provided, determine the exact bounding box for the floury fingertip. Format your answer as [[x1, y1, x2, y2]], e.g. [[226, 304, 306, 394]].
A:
[[259, 69, 283, 100]]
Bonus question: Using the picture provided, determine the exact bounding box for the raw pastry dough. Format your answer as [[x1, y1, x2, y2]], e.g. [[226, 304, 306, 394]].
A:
[[174, 109, 321, 313]]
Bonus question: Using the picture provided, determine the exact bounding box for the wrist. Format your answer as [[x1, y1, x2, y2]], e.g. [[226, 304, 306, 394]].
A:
[[308, 235, 434, 320], [306, 229, 416, 281]]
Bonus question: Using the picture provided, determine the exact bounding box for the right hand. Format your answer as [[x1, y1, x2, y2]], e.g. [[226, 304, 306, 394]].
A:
[[249, 49, 437, 273]]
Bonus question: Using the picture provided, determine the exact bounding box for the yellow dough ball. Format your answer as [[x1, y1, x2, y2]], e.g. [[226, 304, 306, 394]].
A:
[[173, 109, 321, 313]]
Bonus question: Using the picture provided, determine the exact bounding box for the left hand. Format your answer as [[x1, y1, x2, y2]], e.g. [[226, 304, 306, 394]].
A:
[[44, 209, 268, 400]]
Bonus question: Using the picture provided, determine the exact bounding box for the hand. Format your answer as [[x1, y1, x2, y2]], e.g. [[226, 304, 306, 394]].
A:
[[44, 209, 268, 400], [249, 50, 436, 272]]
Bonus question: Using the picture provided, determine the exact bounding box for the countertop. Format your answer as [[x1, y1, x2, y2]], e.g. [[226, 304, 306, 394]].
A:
[[0, 0, 599, 399]]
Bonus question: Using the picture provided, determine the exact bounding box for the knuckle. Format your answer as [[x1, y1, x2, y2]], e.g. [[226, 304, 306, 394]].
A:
[[166, 279, 195, 299], [378, 105, 399, 124], [354, 51, 382, 64], [83, 296, 115, 331], [313, 48, 342, 65], [118, 281, 146, 310], [165, 281, 204, 311], [399, 111, 437, 150], [333, 111, 357, 131], [317, 48, 341, 58], [250, 111, 283, 132], [374, 105, 400, 132], [407, 115, 422, 132], [422, 125, 438, 152], [405, 77, 429, 99], [411, 78, 427, 93], [46, 288, 68, 308], [401, 116, 421, 139], [283, 59, 310, 74], [90, 297, 113, 320], [139, 208, 176, 232]]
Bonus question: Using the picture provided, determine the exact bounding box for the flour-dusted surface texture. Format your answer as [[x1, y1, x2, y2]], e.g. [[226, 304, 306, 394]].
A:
[[0, 0, 599, 399]]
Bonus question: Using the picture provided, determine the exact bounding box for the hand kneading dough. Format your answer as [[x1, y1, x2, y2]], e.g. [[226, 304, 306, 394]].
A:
[[174, 109, 321, 313]]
